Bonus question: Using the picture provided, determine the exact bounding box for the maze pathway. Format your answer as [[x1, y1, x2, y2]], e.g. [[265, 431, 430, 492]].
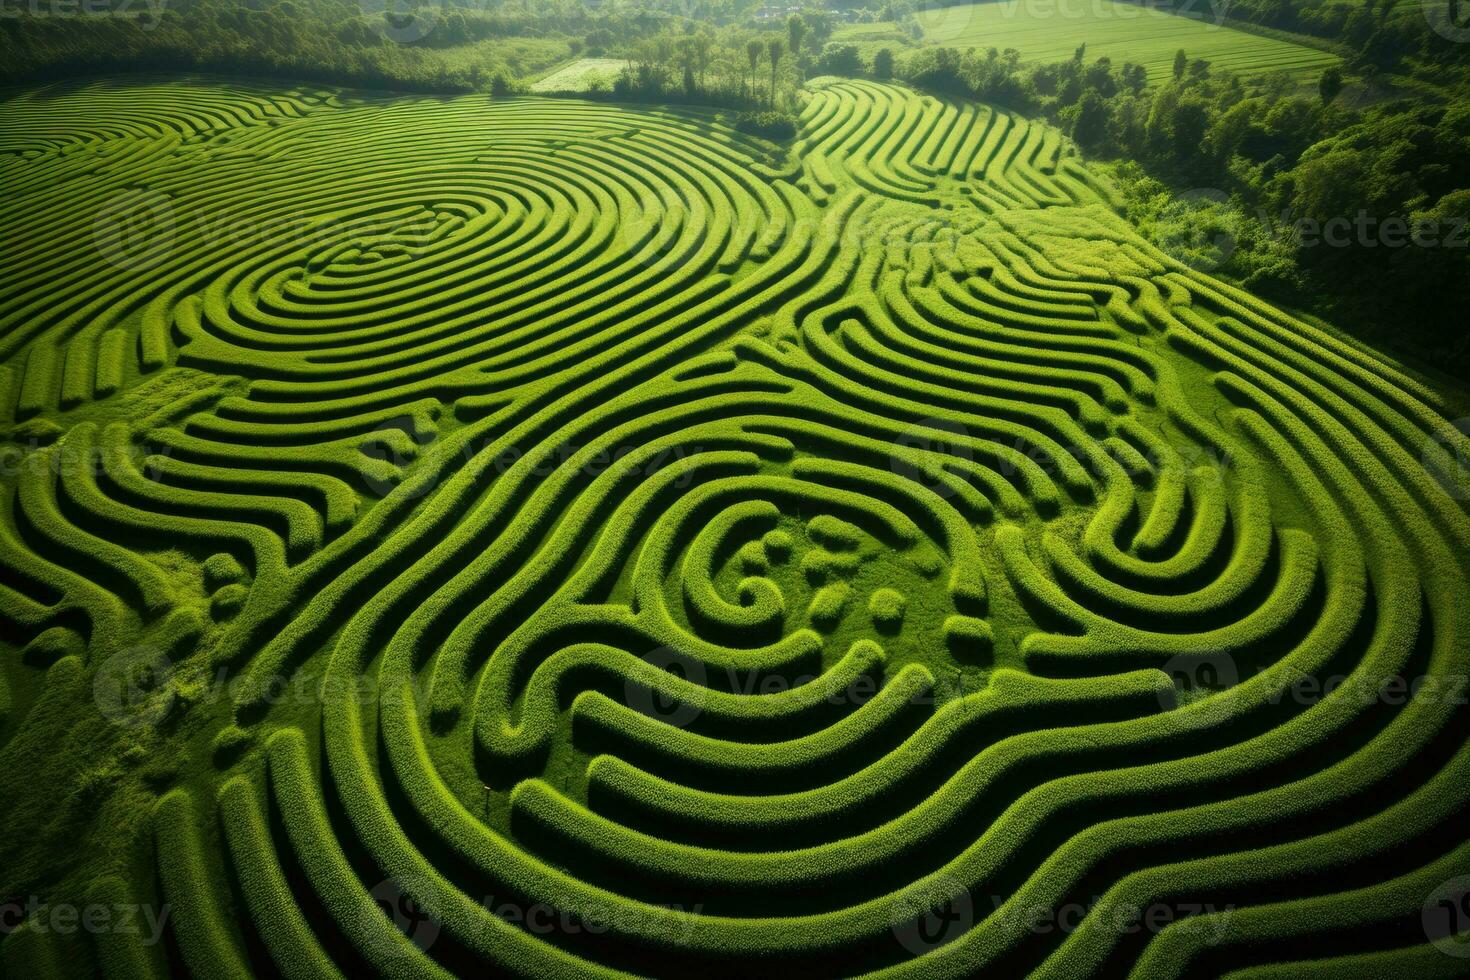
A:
[[1, 77, 1468, 978]]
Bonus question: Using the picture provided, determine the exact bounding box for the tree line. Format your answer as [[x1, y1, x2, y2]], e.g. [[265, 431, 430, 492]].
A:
[[891, 32, 1470, 372], [0, 0, 763, 91], [606, 13, 829, 110]]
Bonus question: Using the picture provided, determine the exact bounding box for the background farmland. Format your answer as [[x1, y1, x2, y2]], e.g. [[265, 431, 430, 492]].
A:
[[912, 0, 1340, 82]]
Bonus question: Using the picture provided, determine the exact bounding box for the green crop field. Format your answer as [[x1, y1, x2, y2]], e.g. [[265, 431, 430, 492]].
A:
[[914, 0, 1341, 82], [833, 21, 909, 39], [1, 73, 1468, 977], [530, 58, 630, 92], [830, 20, 917, 63]]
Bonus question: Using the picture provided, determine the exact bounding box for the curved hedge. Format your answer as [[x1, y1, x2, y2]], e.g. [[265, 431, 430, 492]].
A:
[[1, 77, 1467, 979]]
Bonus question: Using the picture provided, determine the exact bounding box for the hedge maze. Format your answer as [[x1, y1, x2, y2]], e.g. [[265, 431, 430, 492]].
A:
[[2, 76, 1469, 977]]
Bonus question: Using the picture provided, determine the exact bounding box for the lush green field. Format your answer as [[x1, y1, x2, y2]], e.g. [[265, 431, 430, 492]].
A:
[[828, 20, 918, 68], [915, 0, 1341, 82], [530, 57, 630, 92], [430, 36, 574, 78], [833, 20, 910, 39], [1, 74, 1468, 977]]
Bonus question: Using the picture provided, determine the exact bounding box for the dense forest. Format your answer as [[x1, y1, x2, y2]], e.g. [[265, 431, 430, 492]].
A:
[[1, 0, 648, 91], [893, 1, 1470, 371]]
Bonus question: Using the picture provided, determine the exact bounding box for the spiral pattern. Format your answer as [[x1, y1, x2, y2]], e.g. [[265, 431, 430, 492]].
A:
[[1, 76, 1469, 978]]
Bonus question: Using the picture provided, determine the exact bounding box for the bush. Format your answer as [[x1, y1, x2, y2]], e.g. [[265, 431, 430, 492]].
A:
[[818, 43, 862, 77], [734, 110, 798, 141], [873, 47, 894, 80]]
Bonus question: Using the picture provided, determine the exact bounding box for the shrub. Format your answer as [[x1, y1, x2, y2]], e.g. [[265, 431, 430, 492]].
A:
[[867, 588, 907, 627], [873, 47, 894, 80], [819, 43, 863, 77], [734, 110, 798, 141]]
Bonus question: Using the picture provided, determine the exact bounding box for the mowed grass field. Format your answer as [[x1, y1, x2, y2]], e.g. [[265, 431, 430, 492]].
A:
[[915, 0, 1341, 81], [830, 20, 917, 62], [0, 74, 1468, 978], [426, 35, 572, 79], [529, 57, 628, 92]]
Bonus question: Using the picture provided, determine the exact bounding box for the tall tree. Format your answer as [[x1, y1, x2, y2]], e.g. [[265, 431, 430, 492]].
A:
[[873, 47, 894, 80], [746, 37, 763, 100], [1319, 65, 1343, 105], [787, 14, 806, 70], [1120, 62, 1147, 94], [1173, 48, 1187, 81], [676, 37, 697, 93], [768, 37, 784, 107], [693, 31, 713, 88]]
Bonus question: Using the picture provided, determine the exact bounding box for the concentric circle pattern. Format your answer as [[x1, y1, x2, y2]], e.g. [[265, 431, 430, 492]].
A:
[[1, 77, 1469, 978]]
